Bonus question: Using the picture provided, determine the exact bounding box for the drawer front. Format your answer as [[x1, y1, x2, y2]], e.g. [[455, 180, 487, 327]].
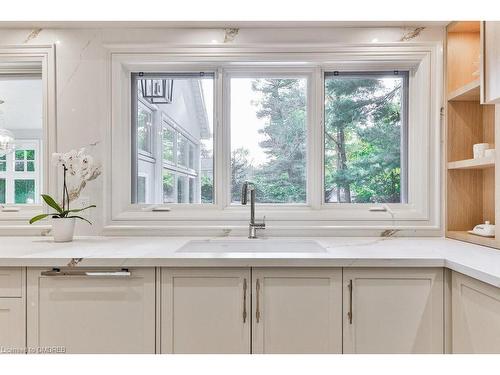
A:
[[0, 298, 26, 350], [27, 267, 156, 354], [0, 268, 23, 298]]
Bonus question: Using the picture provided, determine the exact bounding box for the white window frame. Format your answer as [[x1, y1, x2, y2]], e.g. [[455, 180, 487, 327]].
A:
[[0, 46, 57, 230], [106, 44, 442, 234]]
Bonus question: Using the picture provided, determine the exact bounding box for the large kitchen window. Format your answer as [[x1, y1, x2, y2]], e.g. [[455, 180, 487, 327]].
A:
[[116, 47, 439, 229], [324, 71, 408, 204], [229, 75, 308, 204]]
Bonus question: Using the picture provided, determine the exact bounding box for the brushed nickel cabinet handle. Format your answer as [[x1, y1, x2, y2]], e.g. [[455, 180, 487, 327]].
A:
[[256, 278, 261, 323], [347, 279, 353, 324], [243, 278, 248, 323], [41, 268, 131, 277]]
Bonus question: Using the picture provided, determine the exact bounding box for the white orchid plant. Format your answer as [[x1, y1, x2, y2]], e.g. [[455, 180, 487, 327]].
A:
[[29, 147, 101, 225]]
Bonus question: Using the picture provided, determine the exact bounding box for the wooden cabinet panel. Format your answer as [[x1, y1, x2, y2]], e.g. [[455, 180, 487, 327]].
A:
[[0, 268, 23, 297], [452, 271, 500, 353], [343, 268, 444, 354], [0, 298, 25, 351], [161, 268, 250, 354], [27, 268, 156, 354], [252, 268, 342, 354], [484, 21, 500, 103]]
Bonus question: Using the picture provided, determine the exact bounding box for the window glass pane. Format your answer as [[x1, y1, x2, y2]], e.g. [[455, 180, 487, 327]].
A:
[[230, 77, 307, 204], [14, 179, 35, 204], [137, 104, 153, 153], [177, 135, 188, 168], [26, 149, 35, 160], [133, 72, 214, 204], [324, 72, 407, 203], [189, 177, 195, 203], [0, 178, 5, 204], [177, 175, 188, 203], [137, 176, 146, 204], [0, 74, 42, 205], [15, 161, 24, 172], [188, 143, 195, 170], [162, 170, 175, 203], [162, 127, 175, 163]]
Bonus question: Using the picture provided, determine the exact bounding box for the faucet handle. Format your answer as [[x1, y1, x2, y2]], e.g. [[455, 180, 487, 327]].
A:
[[256, 215, 266, 229]]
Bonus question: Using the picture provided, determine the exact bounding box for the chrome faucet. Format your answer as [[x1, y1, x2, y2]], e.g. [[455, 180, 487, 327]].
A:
[[241, 181, 266, 239]]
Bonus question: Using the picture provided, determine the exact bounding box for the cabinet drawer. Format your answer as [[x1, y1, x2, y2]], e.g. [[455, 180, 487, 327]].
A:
[[0, 268, 23, 297], [0, 298, 26, 350], [27, 267, 156, 354]]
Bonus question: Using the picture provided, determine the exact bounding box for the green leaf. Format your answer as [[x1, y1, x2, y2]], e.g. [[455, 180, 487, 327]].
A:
[[64, 205, 96, 214], [41, 194, 63, 214], [29, 214, 50, 224], [68, 215, 92, 225]]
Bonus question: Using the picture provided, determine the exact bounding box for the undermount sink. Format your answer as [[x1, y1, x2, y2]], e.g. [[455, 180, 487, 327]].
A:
[[176, 239, 327, 253]]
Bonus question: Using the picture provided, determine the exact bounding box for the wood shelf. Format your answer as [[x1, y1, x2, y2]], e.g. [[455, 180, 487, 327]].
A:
[[447, 231, 498, 248], [448, 79, 481, 101], [445, 22, 498, 249], [448, 156, 495, 170]]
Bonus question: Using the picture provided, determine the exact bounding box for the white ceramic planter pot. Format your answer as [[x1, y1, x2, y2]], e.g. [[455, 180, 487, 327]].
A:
[[52, 218, 76, 242]]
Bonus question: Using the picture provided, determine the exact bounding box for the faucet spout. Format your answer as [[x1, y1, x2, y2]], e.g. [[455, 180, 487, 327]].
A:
[[241, 181, 265, 239]]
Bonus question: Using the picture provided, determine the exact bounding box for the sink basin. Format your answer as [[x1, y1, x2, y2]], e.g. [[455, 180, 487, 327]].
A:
[[176, 239, 327, 253]]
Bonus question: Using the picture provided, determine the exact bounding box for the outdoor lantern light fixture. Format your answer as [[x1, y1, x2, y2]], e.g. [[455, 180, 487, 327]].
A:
[[139, 74, 174, 104]]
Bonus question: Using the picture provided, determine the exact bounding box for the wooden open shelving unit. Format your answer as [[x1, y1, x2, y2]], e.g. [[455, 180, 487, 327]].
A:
[[446, 21, 499, 249]]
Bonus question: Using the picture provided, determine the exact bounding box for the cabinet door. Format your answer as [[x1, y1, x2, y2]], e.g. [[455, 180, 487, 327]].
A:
[[452, 271, 500, 353], [483, 21, 500, 103], [0, 268, 24, 297], [252, 268, 342, 354], [0, 298, 26, 351], [27, 268, 156, 354], [161, 268, 250, 354], [343, 268, 443, 354]]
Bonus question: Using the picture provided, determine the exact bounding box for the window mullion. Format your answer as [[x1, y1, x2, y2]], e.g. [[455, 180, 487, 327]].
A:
[[216, 67, 228, 209], [308, 67, 323, 210]]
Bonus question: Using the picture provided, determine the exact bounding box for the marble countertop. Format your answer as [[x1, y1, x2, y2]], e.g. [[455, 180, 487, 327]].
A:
[[1, 236, 500, 287]]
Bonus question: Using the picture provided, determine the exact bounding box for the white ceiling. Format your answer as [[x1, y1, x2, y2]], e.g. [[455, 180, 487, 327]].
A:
[[0, 21, 448, 29], [0, 78, 42, 130]]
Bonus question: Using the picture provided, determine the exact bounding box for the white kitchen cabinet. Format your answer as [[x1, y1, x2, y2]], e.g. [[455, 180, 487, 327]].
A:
[[252, 268, 342, 354], [27, 267, 156, 354], [0, 268, 24, 297], [343, 268, 444, 354], [452, 271, 500, 353], [0, 268, 26, 352], [482, 21, 500, 103], [0, 298, 26, 352], [160, 268, 250, 354]]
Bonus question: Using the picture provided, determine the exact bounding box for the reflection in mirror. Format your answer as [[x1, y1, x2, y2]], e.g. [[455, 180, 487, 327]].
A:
[[0, 63, 43, 205], [131, 72, 214, 205]]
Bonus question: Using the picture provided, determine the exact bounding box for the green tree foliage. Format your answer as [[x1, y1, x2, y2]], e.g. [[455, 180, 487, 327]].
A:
[[231, 147, 252, 202], [229, 76, 403, 205], [201, 175, 213, 203], [230, 79, 307, 203], [324, 76, 403, 203]]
